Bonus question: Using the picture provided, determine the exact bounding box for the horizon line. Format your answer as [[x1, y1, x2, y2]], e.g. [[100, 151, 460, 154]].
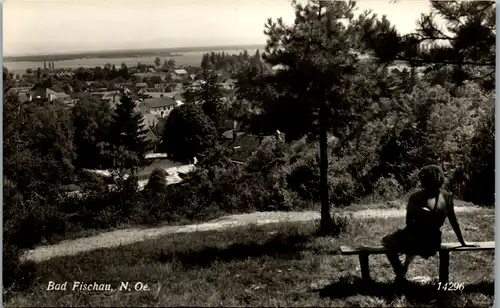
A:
[[4, 43, 268, 59]]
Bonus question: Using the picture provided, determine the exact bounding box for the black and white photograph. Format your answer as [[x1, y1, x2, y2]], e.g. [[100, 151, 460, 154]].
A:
[[3, 0, 495, 307]]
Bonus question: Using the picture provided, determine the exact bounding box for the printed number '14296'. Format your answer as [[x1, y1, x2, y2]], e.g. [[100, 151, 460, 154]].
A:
[[437, 282, 464, 291]]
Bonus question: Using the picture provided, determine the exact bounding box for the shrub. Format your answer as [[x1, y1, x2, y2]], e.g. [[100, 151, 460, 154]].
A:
[[5, 198, 67, 250], [328, 155, 359, 207], [114, 175, 140, 220], [328, 172, 358, 206], [368, 82, 494, 199], [93, 206, 122, 229], [448, 108, 494, 205], [3, 244, 36, 290], [3, 183, 65, 289], [144, 168, 168, 195], [287, 155, 320, 201], [371, 174, 405, 202]]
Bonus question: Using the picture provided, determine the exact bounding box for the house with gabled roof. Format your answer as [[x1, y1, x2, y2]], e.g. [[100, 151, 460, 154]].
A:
[[142, 96, 178, 118], [143, 117, 168, 152], [101, 91, 121, 104], [25, 85, 76, 107], [144, 92, 183, 101], [220, 133, 263, 165], [173, 69, 188, 76]]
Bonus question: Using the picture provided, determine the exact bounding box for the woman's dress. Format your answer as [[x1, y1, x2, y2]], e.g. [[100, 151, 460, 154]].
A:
[[381, 194, 447, 259]]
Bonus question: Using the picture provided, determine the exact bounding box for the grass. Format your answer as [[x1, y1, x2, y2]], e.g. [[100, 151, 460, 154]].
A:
[[43, 198, 410, 247], [6, 210, 494, 307]]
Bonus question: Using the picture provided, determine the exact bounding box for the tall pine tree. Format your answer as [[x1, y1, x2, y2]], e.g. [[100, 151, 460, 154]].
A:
[[257, 0, 391, 233], [198, 69, 225, 126], [108, 95, 150, 171]]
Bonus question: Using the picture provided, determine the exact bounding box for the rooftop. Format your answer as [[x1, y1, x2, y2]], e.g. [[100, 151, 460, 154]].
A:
[[145, 92, 183, 101], [133, 72, 157, 78], [143, 96, 177, 109], [173, 69, 188, 75], [221, 133, 262, 163]]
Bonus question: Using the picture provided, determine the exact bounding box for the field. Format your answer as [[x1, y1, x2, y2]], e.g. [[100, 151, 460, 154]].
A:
[[6, 209, 494, 307]]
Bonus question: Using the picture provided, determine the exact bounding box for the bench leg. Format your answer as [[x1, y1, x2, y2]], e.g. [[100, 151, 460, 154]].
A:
[[359, 253, 371, 281], [439, 251, 449, 283]]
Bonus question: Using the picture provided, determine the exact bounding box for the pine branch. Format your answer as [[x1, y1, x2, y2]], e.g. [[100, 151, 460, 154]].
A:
[[394, 56, 494, 67]]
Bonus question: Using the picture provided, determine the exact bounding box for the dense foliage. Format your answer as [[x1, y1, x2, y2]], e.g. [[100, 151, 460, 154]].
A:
[[72, 94, 114, 169], [200, 49, 266, 75], [162, 104, 218, 163], [199, 70, 225, 124], [107, 95, 151, 171]]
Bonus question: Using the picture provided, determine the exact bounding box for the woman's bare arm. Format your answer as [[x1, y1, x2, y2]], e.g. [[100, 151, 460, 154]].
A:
[[445, 194, 471, 246]]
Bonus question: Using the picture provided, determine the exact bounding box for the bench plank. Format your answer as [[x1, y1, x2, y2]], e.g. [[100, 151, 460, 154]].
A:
[[440, 241, 495, 251], [340, 246, 387, 255], [340, 241, 494, 255]]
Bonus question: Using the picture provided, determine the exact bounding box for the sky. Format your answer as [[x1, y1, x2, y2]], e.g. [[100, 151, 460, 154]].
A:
[[4, 0, 432, 56]]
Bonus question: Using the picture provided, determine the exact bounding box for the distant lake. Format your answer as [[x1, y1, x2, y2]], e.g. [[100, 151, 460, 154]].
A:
[[5, 46, 418, 77], [4, 48, 261, 74]]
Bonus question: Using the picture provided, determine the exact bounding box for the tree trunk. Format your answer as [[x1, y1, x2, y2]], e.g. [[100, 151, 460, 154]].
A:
[[319, 99, 333, 233]]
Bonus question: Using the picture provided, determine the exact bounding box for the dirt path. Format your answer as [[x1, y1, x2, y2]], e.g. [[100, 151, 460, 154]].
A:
[[21, 205, 487, 263]]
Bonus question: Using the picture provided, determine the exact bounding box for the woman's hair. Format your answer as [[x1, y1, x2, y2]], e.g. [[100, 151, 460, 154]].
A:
[[418, 165, 444, 190]]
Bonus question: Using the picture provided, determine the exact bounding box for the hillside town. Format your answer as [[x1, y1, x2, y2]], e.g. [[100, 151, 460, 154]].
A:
[[6, 51, 270, 166]]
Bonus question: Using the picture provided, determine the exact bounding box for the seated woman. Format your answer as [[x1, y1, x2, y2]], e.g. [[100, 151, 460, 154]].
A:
[[381, 165, 477, 282]]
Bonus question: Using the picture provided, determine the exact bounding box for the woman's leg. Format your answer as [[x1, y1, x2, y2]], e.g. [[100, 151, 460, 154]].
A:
[[403, 255, 416, 276], [385, 252, 405, 279], [381, 231, 407, 280]]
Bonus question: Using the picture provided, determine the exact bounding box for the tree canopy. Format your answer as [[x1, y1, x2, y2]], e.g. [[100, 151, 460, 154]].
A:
[[362, 0, 495, 89], [162, 104, 218, 163], [72, 94, 114, 169], [198, 70, 225, 124], [107, 95, 150, 171]]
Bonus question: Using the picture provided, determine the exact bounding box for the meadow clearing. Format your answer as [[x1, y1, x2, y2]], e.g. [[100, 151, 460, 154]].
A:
[[6, 206, 494, 307]]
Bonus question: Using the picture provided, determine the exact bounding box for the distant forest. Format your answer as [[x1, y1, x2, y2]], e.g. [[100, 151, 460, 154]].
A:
[[4, 44, 266, 62]]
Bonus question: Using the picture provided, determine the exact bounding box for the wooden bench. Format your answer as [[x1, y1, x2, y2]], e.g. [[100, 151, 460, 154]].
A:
[[340, 241, 494, 283]]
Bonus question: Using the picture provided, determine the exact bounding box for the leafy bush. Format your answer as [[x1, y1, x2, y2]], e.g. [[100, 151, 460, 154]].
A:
[[328, 172, 358, 206], [287, 163, 320, 200], [5, 197, 67, 250], [144, 168, 168, 195], [3, 183, 66, 289], [371, 175, 405, 202], [93, 206, 122, 229], [448, 107, 494, 205], [162, 104, 218, 162], [327, 154, 360, 206], [287, 141, 320, 201], [365, 83, 494, 201], [3, 244, 36, 291]]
